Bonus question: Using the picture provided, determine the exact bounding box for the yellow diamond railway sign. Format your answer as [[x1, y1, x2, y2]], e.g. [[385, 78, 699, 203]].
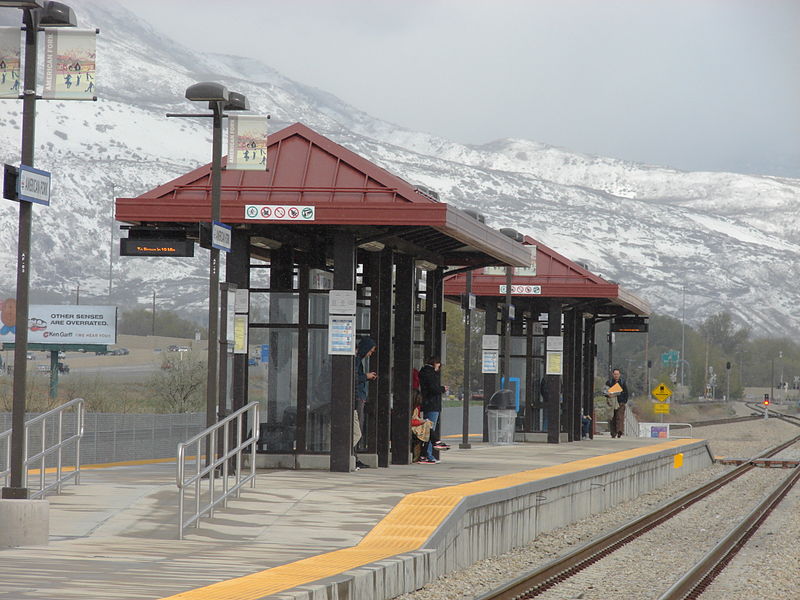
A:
[[652, 383, 672, 402]]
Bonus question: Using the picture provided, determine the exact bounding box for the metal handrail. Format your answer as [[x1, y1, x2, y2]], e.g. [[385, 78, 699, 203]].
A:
[[176, 401, 259, 539], [1, 397, 85, 498]]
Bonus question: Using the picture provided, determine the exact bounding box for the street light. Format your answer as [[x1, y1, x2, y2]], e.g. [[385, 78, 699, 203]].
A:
[[2, 0, 76, 501], [178, 82, 249, 431]]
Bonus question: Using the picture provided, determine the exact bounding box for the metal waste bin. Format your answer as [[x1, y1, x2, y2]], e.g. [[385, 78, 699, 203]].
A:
[[487, 389, 516, 445]]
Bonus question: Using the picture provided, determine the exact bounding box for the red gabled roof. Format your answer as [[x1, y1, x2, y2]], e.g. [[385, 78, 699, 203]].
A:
[[115, 123, 532, 267], [444, 235, 649, 315], [118, 122, 445, 224]]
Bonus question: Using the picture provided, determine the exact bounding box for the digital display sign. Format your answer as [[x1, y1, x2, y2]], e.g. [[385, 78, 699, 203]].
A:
[[120, 238, 194, 257], [611, 316, 649, 333]]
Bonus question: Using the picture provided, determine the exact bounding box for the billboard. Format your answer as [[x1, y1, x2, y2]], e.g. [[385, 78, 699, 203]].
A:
[[0, 302, 117, 345]]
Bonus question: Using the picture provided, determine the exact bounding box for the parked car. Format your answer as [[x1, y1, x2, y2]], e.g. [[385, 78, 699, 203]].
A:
[[109, 347, 129, 356], [167, 345, 179, 352], [57, 362, 69, 374], [26, 352, 35, 360]]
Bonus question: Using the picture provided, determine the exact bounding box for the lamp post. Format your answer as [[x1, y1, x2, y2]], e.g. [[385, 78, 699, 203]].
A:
[[172, 83, 248, 430], [2, 0, 77, 501]]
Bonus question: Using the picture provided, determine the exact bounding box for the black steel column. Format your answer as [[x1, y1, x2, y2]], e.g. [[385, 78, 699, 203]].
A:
[[391, 253, 414, 464], [460, 271, 473, 449], [482, 299, 498, 442], [583, 317, 596, 438], [227, 229, 250, 413], [375, 249, 393, 467], [330, 232, 355, 472], [502, 268, 513, 388], [5, 10, 39, 499], [296, 257, 309, 453], [546, 300, 562, 444], [524, 312, 535, 432]]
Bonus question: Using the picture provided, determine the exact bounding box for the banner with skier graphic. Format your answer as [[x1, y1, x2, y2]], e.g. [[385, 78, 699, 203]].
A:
[[227, 114, 268, 170], [43, 28, 97, 100], [0, 27, 21, 99]]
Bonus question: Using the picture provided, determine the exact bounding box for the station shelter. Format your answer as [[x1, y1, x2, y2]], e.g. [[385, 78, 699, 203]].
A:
[[115, 123, 531, 472], [443, 234, 649, 443]]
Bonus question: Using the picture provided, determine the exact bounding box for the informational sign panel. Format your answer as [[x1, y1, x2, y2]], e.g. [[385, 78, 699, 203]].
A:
[[244, 205, 316, 221], [653, 402, 670, 414], [0, 304, 116, 345], [546, 336, 563, 352], [227, 114, 268, 170], [233, 315, 248, 354], [329, 290, 357, 315], [0, 27, 21, 99], [328, 315, 356, 355], [481, 349, 498, 374], [211, 221, 232, 252], [43, 29, 97, 100], [234, 289, 249, 314], [482, 334, 500, 351], [545, 351, 563, 375], [226, 289, 236, 345], [260, 344, 270, 363], [18, 165, 51, 205], [639, 423, 670, 438]]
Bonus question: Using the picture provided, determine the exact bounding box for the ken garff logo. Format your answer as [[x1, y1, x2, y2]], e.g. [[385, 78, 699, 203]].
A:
[[246, 206, 258, 218], [301, 207, 314, 219]]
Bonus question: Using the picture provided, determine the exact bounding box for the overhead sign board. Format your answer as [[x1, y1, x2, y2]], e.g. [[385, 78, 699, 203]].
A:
[[652, 383, 672, 402], [611, 316, 649, 333], [120, 238, 194, 257], [0, 304, 116, 345], [18, 164, 51, 205], [211, 221, 232, 252]]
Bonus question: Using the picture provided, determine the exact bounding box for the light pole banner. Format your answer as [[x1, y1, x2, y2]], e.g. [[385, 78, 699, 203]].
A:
[[227, 114, 268, 170], [43, 28, 97, 100], [0, 27, 21, 99]]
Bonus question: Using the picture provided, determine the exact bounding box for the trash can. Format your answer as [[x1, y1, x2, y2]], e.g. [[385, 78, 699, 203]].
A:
[[487, 389, 516, 445]]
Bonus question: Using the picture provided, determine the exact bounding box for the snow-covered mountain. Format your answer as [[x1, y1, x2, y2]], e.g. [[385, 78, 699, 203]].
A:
[[1, 0, 799, 336]]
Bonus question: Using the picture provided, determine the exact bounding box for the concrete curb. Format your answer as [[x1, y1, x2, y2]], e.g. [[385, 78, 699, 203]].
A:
[[261, 440, 712, 599]]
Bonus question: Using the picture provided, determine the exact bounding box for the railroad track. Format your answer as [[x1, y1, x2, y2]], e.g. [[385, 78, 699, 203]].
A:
[[743, 402, 800, 427], [476, 433, 800, 600]]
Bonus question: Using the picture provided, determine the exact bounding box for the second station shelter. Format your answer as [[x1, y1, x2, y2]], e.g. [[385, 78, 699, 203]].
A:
[[443, 234, 650, 443]]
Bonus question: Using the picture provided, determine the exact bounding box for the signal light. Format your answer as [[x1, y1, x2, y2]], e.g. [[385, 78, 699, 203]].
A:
[[763, 395, 770, 406]]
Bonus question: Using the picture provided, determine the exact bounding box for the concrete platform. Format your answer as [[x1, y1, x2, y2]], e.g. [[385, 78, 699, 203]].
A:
[[0, 436, 712, 600]]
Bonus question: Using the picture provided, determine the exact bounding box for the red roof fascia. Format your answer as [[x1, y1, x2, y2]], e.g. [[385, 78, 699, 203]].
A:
[[115, 197, 448, 226]]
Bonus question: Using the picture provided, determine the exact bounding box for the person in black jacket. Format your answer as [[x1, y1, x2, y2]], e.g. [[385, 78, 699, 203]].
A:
[[605, 368, 629, 438], [418, 356, 449, 463]]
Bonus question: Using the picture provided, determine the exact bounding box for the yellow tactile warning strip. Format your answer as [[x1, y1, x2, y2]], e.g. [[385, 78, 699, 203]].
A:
[[160, 438, 704, 600]]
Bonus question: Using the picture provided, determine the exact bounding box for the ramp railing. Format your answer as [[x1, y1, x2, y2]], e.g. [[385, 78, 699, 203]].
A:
[[1, 397, 85, 498], [176, 401, 259, 539]]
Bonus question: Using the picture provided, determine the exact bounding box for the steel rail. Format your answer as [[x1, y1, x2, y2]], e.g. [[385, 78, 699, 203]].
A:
[[658, 465, 800, 600], [475, 434, 800, 600]]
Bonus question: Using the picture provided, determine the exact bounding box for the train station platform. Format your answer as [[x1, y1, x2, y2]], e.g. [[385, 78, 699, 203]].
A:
[[0, 436, 712, 600]]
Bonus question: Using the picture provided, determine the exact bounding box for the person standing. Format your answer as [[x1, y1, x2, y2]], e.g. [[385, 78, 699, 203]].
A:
[[418, 356, 449, 463], [605, 368, 629, 438], [354, 336, 377, 469]]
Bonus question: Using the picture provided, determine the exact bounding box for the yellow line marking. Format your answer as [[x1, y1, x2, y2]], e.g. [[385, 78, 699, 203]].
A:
[[160, 438, 703, 600], [25, 456, 201, 476]]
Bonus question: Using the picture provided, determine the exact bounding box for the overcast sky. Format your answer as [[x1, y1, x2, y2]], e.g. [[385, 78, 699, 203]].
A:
[[131, 0, 800, 177]]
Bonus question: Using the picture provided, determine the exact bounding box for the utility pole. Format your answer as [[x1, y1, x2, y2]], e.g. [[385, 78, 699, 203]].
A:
[[151, 290, 156, 337]]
